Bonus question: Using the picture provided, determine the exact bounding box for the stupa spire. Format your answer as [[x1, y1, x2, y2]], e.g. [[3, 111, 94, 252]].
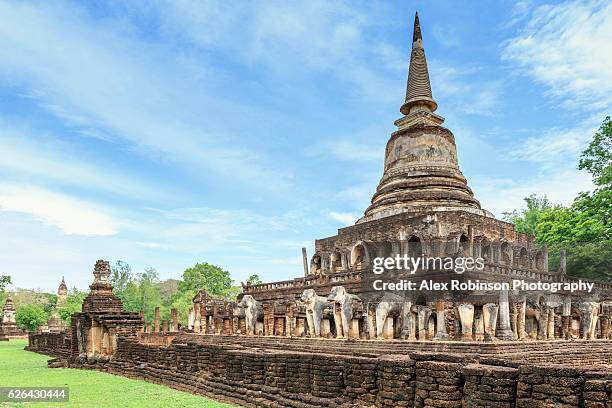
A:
[[400, 12, 438, 116]]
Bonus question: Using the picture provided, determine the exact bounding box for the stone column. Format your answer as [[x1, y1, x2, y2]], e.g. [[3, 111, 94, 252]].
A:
[[321, 319, 331, 338], [161, 320, 168, 333], [559, 250, 567, 274], [193, 302, 201, 333], [417, 306, 432, 340], [599, 316, 610, 339], [482, 303, 498, 342], [474, 311, 484, 341], [547, 308, 555, 339], [497, 290, 514, 340], [170, 308, 178, 332], [145, 323, 152, 334], [367, 305, 376, 340], [517, 300, 526, 340], [154, 307, 160, 333], [562, 296, 572, 339], [433, 300, 449, 340], [510, 303, 518, 339], [537, 307, 548, 340], [382, 317, 394, 339], [457, 303, 474, 340], [187, 307, 195, 331]]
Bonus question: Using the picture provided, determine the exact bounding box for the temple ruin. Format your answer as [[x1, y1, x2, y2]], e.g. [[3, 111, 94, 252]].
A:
[[0, 295, 24, 340], [26, 12, 612, 408]]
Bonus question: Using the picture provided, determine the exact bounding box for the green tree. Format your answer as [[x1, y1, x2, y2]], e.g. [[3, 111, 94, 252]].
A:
[[16, 304, 47, 332], [111, 260, 133, 295], [179, 263, 232, 296], [0, 275, 11, 292], [246, 274, 263, 285], [169, 289, 196, 327], [503, 195, 556, 236], [137, 268, 162, 324], [578, 116, 612, 187], [58, 288, 87, 325]]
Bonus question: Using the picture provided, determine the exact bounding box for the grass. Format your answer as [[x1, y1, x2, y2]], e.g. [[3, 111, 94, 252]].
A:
[[0, 339, 235, 407]]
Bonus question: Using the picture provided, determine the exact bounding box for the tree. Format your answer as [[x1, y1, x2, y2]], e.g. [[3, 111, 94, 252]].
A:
[[16, 304, 47, 332], [58, 288, 87, 325], [502, 195, 556, 236], [136, 268, 162, 324], [179, 263, 232, 296], [506, 117, 611, 282], [0, 275, 11, 292], [247, 274, 263, 285], [578, 116, 612, 187], [111, 260, 133, 295]]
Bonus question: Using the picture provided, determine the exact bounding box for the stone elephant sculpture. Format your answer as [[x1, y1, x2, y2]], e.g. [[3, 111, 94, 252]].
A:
[[375, 292, 411, 339], [327, 286, 361, 339], [579, 301, 600, 340], [300, 289, 328, 337], [238, 295, 263, 336]]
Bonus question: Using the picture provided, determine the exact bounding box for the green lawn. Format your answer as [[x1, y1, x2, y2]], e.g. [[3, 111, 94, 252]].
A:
[[0, 339, 235, 407]]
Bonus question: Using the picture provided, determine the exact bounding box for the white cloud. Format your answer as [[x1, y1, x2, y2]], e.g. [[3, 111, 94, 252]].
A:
[[508, 123, 598, 167], [0, 1, 289, 191], [327, 211, 359, 225], [0, 183, 119, 236], [473, 169, 593, 216], [502, 0, 612, 111], [0, 121, 164, 199]]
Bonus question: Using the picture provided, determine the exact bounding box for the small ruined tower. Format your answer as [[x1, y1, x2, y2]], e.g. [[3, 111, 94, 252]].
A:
[[2, 296, 17, 324], [57, 276, 68, 305], [81, 260, 123, 313], [360, 12, 485, 223]]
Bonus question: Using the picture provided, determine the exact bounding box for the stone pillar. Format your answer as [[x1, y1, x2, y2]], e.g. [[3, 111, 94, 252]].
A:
[[559, 250, 566, 274], [187, 307, 195, 331], [193, 302, 201, 333], [517, 299, 526, 340], [600, 316, 610, 339], [295, 317, 306, 337], [482, 303, 498, 342], [537, 307, 549, 340], [154, 307, 160, 333], [510, 303, 518, 339], [321, 318, 331, 338], [302, 247, 309, 277], [263, 303, 274, 336], [383, 317, 394, 339], [547, 308, 555, 339], [561, 316, 571, 340], [474, 310, 484, 341], [417, 306, 432, 340], [457, 303, 474, 341], [350, 319, 360, 339], [433, 300, 449, 340], [170, 308, 178, 332], [161, 320, 168, 333], [497, 290, 514, 340], [367, 306, 376, 340], [145, 323, 152, 334]]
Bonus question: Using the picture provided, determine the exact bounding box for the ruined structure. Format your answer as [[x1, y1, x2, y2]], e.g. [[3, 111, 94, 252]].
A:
[[69, 260, 142, 363], [0, 295, 24, 339], [27, 11, 612, 408], [46, 277, 69, 333]]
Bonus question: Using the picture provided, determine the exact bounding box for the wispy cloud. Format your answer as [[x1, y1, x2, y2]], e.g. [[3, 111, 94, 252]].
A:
[[502, 0, 612, 112], [0, 183, 119, 236], [326, 211, 359, 226]]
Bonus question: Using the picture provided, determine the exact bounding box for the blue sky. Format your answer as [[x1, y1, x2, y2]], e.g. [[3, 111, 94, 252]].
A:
[[0, 0, 610, 292]]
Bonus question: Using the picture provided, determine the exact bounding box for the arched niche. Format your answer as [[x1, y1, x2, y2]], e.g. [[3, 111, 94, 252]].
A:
[[310, 253, 322, 275], [330, 250, 343, 272], [350, 241, 370, 269], [500, 242, 511, 265], [407, 235, 423, 258]]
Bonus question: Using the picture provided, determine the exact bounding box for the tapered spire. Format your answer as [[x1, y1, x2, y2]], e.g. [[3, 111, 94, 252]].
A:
[[400, 12, 437, 116]]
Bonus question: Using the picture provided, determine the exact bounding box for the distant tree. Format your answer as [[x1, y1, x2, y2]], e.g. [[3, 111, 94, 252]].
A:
[[16, 304, 47, 332], [0, 275, 11, 292], [506, 117, 611, 281], [58, 288, 87, 325], [137, 268, 162, 324], [169, 289, 196, 327], [111, 260, 133, 295], [502, 195, 556, 236], [43, 294, 58, 318], [247, 274, 263, 285], [179, 263, 232, 296], [578, 116, 611, 187]]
